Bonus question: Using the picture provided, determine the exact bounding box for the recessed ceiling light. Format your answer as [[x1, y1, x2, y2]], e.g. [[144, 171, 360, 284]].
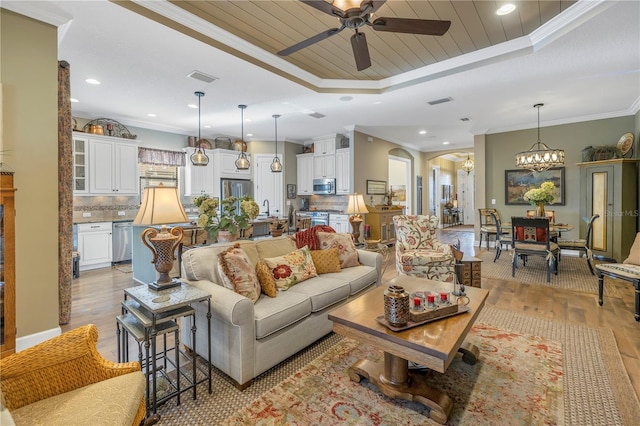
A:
[[85, 78, 100, 85], [373, 101, 382, 105], [443, 141, 450, 145], [188, 104, 198, 109], [70, 98, 79, 103], [246, 133, 253, 137], [246, 119, 252, 122], [419, 130, 427, 135], [204, 125, 211, 128], [496, 4, 516, 16], [147, 113, 156, 117]]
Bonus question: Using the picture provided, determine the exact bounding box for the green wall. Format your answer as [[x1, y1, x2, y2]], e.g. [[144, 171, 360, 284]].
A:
[[1, 10, 60, 341]]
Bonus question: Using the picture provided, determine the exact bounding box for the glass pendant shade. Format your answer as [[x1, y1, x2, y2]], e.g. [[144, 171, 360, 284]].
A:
[[461, 154, 474, 174], [271, 114, 283, 173], [515, 103, 564, 172], [235, 104, 250, 170], [191, 91, 209, 167]]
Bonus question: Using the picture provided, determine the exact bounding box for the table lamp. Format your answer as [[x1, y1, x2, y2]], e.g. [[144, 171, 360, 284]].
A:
[[346, 193, 369, 243], [133, 184, 188, 290]]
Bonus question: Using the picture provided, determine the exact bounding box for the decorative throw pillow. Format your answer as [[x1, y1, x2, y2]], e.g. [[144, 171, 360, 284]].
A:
[[623, 232, 640, 265], [255, 261, 277, 297], [310, 248, 342, 274], [263, 246, 318, 290], [316, 232, 360, 268], [218, 244, 261, 303]]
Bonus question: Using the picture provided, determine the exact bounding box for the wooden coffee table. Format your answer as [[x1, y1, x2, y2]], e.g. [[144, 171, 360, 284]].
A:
[[328, 275, 489, 424]]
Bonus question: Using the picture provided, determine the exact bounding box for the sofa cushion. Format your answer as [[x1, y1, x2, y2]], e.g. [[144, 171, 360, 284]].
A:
[[317, 232, 360, 268], [323, 264, 378, 295], [255, 236, 297, 260], [287, 276, 350, 312], [310, 249, 342, 274], [218, 244, 261, 303], [255, 261, 277, 298], [263, 246, 318, 290], [253, 290, 311, 339], [10, 372, 144, 426], [623, 233, 640, 265], [182, 240, 259, 285]]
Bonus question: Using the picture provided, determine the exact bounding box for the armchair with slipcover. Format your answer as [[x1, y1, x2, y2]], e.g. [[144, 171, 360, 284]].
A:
[[393, 215, 455, 282]]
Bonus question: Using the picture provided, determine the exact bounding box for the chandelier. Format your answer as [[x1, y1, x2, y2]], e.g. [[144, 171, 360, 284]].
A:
[[270, 114, 283, 172], [461, 153, 474, 174], [515, 103, 564, 172], [190, 91, 209, 166], [235, 104, 250, 170]]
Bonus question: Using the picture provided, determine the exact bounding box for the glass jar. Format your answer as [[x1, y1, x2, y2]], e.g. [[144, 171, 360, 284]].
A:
[[384, 285, 410, 326]]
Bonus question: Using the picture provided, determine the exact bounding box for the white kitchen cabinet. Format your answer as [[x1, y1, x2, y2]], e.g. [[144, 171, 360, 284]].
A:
[[88, 137, 139, 195], [73, 135, 89, 194], [329, 214, 350, 234], [77, 222, 113, 271], [313, 138, 336, 156], [183, 148, 215, 196], [313, 155, 335, 179], [297, 153, 314, 195], [335, 148, 351, 194], [215, 149, 251, 178]]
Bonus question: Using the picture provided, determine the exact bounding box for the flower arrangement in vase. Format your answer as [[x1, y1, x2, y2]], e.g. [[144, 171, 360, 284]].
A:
[[523, 181, 555, 217], [195, 194, 259, 242]]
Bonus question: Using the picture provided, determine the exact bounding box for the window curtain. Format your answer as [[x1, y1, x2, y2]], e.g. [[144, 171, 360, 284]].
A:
[[138, 147, 186, 166]]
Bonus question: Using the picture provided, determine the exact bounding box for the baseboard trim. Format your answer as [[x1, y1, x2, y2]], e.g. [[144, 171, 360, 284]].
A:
[[16, 326, 62, 352]]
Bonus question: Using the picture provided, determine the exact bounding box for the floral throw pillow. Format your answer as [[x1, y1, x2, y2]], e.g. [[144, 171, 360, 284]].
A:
[[316, 232, 360, 268], [263, 246, 318, 290], [218, 244, 261, 303], [310, 248, 342, 274], [255, 261, 277, 297]]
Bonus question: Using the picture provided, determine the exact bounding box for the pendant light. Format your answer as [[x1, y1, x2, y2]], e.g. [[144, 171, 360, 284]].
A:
[[235, 104, 250, 170], [270, 114, 283, 172], [190, 91, 209, 167], [515, 103, 564, 172], [461, 153, 474, 174]]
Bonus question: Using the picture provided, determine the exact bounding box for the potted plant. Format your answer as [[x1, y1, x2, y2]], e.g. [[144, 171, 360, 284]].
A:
[[523, 181, 556, 217], [195, 195, 259, 242]]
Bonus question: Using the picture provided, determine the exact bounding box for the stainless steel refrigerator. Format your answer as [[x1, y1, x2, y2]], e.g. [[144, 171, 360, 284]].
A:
[[221, 178, 253, 215]]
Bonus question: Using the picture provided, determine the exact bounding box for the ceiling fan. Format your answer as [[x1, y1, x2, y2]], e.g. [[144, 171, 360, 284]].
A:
[[278, 0, 451, 71]]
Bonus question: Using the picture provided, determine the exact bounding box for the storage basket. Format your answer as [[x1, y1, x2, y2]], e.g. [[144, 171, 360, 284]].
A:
[[214, 137, 232, 149]]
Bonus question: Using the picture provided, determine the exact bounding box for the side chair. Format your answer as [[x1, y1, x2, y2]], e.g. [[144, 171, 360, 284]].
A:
[[478, 208, 499, 249], [490, 211, 511, 262], [511, 216, 559, 283], [557, 214, 599, 275]]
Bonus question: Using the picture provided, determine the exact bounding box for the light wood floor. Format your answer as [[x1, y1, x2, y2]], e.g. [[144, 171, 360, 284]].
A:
[[62, 228, 640, 399]]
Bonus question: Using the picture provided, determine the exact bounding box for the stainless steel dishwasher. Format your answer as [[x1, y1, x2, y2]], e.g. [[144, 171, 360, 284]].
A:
[[112, 221, 133, 263]]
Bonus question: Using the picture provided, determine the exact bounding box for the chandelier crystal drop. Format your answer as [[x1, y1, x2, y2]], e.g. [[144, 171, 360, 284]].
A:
[[515, 103, 564, 172]]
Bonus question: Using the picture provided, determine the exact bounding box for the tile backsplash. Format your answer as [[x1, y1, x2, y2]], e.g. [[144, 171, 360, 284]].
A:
[[73, 195, 140, 223]]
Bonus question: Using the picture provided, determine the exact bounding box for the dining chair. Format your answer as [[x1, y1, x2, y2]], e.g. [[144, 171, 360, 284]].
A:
[[557, 214, 599, 275], [526, 209, 555, 224], [511, 216, 559, 283], [478, 208, 499, 249], [490, 212, 511, 262]]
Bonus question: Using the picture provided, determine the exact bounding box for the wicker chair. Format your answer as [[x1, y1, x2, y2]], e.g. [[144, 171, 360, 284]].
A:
[[0, 324, 152, 426], [393, 215, 455, 282]]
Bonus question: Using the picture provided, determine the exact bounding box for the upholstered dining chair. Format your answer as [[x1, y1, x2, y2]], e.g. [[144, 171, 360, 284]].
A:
[[478, 208, 499, 249], [557, 214, 599, 275], [393, 215, 455, 282], [511, 216, 559, 283], [490, 212, 511, 262]]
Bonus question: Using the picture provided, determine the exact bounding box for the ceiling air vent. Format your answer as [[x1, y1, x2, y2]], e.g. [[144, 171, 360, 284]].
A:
[[308, 112, 326, 119], [187, 70, 218, 84], [427, 97, 453, 106], [460, 117, 471, 122]]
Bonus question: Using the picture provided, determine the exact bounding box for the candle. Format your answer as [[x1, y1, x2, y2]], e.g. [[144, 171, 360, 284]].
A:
[[414, 297, 421, 307], [427, 294, 435, 303], [440, 292, 448, 302]]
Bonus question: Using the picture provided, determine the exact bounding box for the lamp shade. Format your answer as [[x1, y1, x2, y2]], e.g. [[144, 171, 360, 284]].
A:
[[345, 193, 369, 215], [133, 185, 188, 225]]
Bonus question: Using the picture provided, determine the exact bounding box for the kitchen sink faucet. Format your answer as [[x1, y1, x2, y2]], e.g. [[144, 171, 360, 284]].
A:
[[263, 199, 270, 216]]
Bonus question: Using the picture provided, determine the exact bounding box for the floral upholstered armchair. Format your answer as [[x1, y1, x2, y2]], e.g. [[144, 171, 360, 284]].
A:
[[393, 215, 455, 282]]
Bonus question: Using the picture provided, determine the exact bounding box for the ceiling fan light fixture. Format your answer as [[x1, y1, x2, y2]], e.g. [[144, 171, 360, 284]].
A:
[[271, 114, 283, 173], [190, 91, 209, 167], [515, 103, 565, 172], [235, 104, 250, 170]]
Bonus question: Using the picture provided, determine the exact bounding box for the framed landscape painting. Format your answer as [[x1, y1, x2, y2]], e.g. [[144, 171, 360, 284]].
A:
[[505, 167, 565, 205]]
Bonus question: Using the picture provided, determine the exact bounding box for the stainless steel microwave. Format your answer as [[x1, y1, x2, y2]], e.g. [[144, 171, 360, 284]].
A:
[[313, 178, 336, 195]]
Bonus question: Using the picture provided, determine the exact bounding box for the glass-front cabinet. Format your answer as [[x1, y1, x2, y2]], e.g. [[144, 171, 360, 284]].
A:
[[1, 172, 16, 357], [73, 135, 88, 193]]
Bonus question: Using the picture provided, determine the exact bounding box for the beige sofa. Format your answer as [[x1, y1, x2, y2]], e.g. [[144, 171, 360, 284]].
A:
[[179, 236, 382, 388]]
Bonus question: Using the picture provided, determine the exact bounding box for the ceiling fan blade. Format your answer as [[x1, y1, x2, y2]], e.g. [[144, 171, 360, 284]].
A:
[[300, 0, 345, 18], [351, 31, 371, 71], [372, 17, 451, 36], [278, 27, 344, 56], [360, 0, 386, 14]]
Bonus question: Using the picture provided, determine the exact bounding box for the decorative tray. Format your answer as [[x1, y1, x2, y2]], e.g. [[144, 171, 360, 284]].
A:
[[376, 304, 470, 332]]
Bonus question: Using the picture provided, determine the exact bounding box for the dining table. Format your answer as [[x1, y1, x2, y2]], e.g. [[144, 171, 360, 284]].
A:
[[502, 221, 574, 239]]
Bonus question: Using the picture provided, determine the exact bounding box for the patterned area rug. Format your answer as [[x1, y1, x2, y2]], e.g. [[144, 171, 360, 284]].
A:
[[217, 308, 638, 426], [478, 250, 621, 297]]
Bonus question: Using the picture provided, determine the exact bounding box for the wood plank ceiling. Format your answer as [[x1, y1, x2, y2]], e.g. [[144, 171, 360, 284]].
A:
[[169, 0, 576, 80]]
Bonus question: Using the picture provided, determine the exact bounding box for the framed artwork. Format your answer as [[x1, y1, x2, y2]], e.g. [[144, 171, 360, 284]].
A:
[[366, 180, 387, 195], [286, 184, 296, 199], [390, 185, 406, 201], [504, 167, 565, 205]]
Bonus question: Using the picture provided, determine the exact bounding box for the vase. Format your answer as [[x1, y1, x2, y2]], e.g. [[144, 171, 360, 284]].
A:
[[535, 201, 545, 217], [383, 285, 410, 326], [216, 230, 239, 243]]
